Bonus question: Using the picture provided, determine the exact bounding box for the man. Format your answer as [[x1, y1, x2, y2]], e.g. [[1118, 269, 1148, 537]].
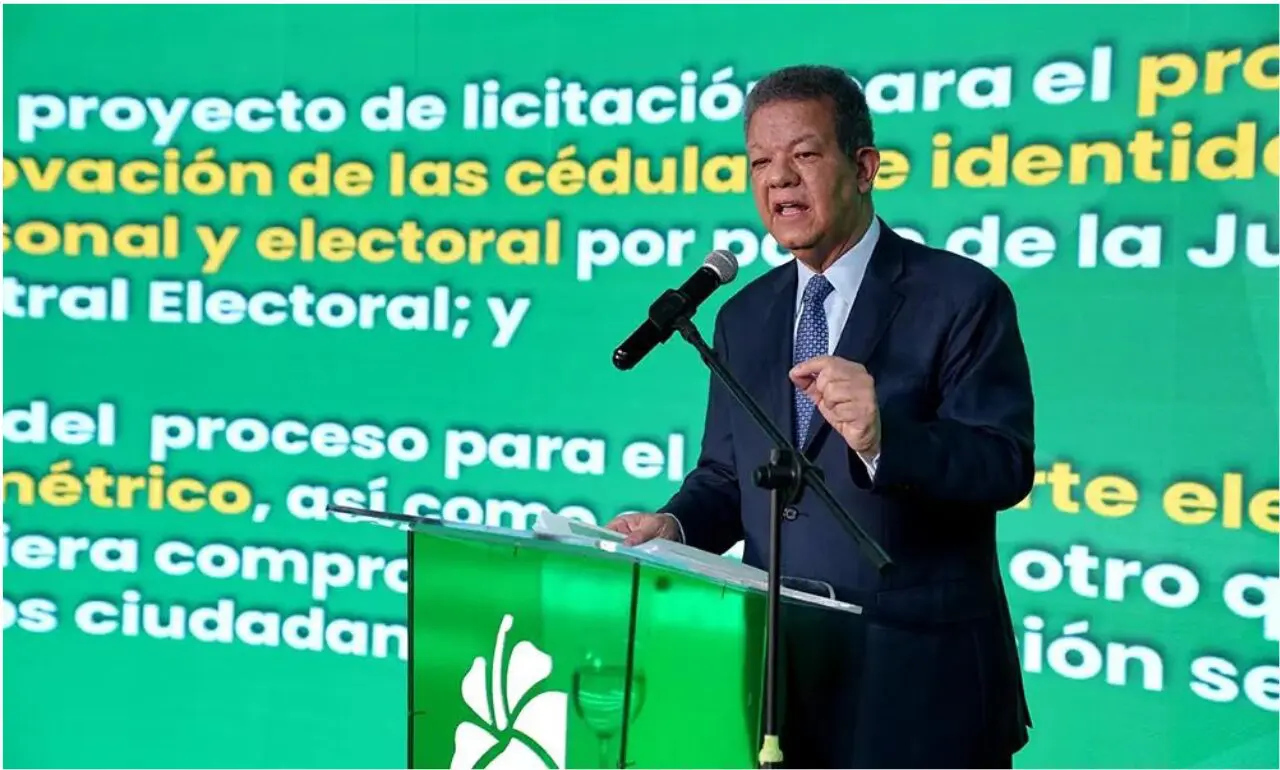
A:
[[607, 65, 1035, 768]]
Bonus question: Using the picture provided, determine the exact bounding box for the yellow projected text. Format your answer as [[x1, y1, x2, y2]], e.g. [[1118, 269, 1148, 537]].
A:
[[255, 217, 562, 266], [1136, 42, 1278, 118], [931, 121, 1278, 189], [2, 460, 253, 515], [1016, 461, 1279, 535]]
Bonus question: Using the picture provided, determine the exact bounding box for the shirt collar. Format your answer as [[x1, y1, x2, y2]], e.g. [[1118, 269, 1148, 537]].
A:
[[795, 215, 881, 307]]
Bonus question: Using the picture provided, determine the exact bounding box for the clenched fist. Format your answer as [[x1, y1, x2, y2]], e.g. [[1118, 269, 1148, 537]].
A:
[[789, 355, 881, 457], [604, 512, 681, 546]]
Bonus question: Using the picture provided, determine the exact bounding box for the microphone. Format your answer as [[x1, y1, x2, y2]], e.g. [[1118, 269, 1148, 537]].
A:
[[612, 249, 739, 371]]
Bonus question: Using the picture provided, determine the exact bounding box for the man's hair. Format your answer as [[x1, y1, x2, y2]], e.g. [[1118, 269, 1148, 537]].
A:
[[744, 65, 875, 158]]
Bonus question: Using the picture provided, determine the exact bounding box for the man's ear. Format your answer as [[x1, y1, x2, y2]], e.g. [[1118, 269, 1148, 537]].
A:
[[856, 147, 881, 194]]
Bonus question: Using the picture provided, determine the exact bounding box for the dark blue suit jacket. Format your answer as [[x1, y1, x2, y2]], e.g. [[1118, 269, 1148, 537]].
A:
[[662, 220, 1035, 768]]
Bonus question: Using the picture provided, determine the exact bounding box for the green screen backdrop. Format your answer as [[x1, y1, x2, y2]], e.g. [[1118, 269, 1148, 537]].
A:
[[3, 4, 1278, 768]]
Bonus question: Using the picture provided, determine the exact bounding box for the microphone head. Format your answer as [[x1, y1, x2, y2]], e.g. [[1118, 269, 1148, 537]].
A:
[[703, 249, 739, 284]]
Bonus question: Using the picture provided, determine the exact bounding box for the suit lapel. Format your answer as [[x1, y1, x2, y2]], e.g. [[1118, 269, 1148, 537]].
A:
[[801, 220, 906, 455], [758, 265, 798, 447]]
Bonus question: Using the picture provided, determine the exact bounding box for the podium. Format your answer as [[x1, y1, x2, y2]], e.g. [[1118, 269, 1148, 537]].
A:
[[392, 511, 865, 770]]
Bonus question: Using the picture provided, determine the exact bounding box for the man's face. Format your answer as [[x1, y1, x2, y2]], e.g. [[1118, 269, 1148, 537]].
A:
[[746, 98, 877, 267]]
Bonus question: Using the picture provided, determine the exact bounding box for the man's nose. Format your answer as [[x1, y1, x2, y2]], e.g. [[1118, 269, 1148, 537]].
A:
[[767, 160, 800, 187]]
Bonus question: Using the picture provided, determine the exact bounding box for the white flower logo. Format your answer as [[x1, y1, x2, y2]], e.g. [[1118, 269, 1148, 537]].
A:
[[450, 614, 568, 769]]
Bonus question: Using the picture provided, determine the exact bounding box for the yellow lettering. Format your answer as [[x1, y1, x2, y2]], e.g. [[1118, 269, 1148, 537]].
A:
[[1046, 462, 1082, 514], [1084, 475, 1139, 517], [930, 121, 1273, 188], [386, 155, 490, 198], [318, 229, 356, 263], [1137, 52, 1198, 117], [953, 133, 1009, 188], [228, 161, 273, 196], [119, 160, 160, 194], [1, 157, 17, 188], [84, 467, 115, 508], [588, 148, 627, 195], [1137, 43, 1278, 118], [208, 481, 252, 514], [1, 463, 252, 514], [117, 475, 145, 508], [1203, 48, 1244, 95], [250, 217, 561, 267], [167, 478, 206, 513], [682, 145, 699, 193], [113, 222, 162, 258], [1011, 145, 1064, 186], [148, 464, 165, 509], [333, 162, 374, 197], [454, 160, 489, 195], [1250, 489, 1280, 534], [1197, 121, 1257, 181], [357, 228, 397, 263], [66, 158, 113, 193], [423, 229, 466, 264], [875, 150, 910, 191], [1244, 44, 1280, 91], [701, 153, 747, 194], [1, 151, 274, 195], [409, 160, 454, 197], [636, 156, 677, 194], [506, 160, 544, 195], [545, 218, 561, 265], [12, 220, 62, 255], [1163, 475, 1279, 534], [289, 152, 334, 196], [63, 222, 111, 256], [257, 227, 294, 261], [930, 133, 953, 188], [15, 157, 66, 191], [2, 470, 36, 505], [1164, 481, 1217, 525], [503, 144, 758, 197], [2, 216, 181, 259], [497, 229, 538, 265]]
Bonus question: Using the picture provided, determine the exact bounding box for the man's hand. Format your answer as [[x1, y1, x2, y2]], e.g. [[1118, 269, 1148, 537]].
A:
[[789, 355, 881, 456], [605, 512, 681, 546]]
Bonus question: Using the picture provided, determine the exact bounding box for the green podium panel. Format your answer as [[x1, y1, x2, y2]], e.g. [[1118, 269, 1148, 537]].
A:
[[404, 516, 862, 769]]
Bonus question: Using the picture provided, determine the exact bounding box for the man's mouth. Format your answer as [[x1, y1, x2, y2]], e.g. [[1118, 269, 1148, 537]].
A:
[[774, 202, 809, 217]]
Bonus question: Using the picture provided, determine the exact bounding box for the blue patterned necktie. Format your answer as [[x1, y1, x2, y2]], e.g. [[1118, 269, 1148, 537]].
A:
[[793, 274, 834, 445]]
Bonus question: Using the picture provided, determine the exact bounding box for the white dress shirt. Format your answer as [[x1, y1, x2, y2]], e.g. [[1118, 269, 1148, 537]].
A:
[[794, 216, 881, 478]]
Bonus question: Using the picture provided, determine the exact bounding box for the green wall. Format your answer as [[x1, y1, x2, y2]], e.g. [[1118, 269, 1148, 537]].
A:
[[3, 4, 1277, 768]]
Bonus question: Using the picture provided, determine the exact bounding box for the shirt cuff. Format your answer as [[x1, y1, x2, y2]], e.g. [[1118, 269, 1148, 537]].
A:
[[858, 451, 880, 480], [656, 512, 685, 543]]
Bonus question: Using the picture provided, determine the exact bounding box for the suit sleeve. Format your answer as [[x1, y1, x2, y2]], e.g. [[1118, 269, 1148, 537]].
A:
[[659, 311, 744, 554], [850, 275, 1035, 510]]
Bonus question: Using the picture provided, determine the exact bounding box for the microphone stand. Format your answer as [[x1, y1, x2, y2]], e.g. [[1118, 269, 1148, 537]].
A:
[[667, 314, 893, 770]]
